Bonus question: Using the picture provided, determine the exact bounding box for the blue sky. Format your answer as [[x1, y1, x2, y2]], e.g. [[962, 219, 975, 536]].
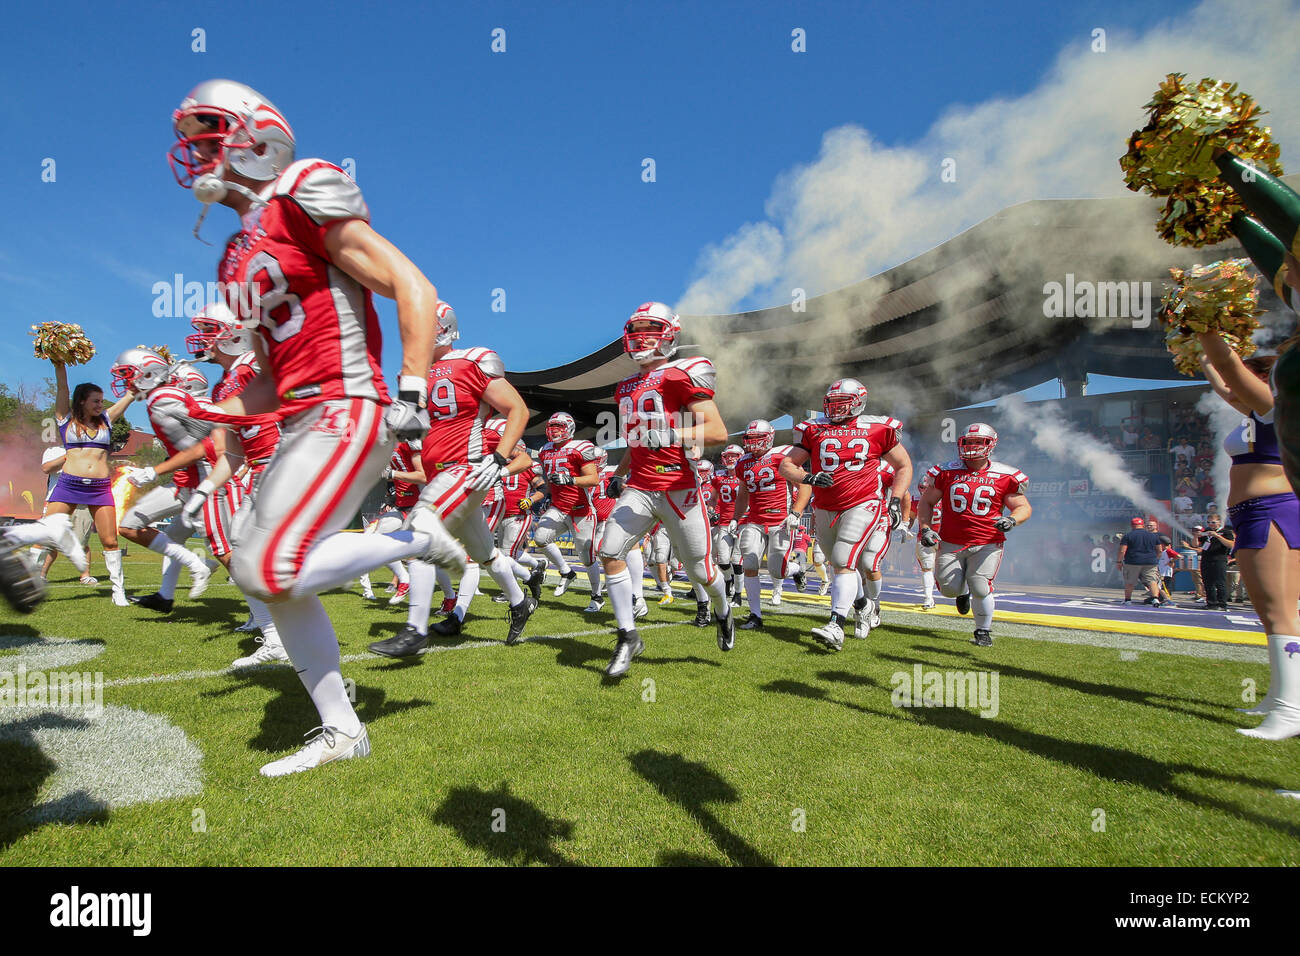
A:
[[0, 0, 1203, 429]]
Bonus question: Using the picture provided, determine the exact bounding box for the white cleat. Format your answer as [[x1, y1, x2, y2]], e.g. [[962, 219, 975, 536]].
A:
[[79, 575, 98, 587], [811, 619, 845, 651], [409, 506, 467, 572], [869, 604, 881, 629], [769, 589, 782, 607], [817, 579, 830, 596], [231, 636, 291, 669], [259, 724, 371, 778], [189, 563, 212, 599], [583, 597, 605, 613], [632, 597, 649, 619], [920, 600, 936, 610], [852, 601, 872, 639]]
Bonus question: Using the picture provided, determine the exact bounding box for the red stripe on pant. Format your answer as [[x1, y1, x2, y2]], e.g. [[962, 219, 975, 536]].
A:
[[666, 485, 716, 586], [846, 502, 883, 569], [508, 514, 532, 558], [260, 399, 380, 596], [430, 466, 472, 521]]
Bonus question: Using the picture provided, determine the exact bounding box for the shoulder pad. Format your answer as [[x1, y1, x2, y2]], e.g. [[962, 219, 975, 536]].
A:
[[663, 356, 717, 391], [771, 444, 794, 459], [568, 440, 599, 461], [794, 417, 818, 434], [232, 351, 259, 373], [860, 414, 902, 430], [146, 385, 188, 409], [274, 160, 369, 225], [445, 347, 505, 379]]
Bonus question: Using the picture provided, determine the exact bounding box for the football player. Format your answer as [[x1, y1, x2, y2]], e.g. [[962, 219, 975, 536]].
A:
[[170, 79, 464, 776], [532, 411, 605, 610], [916, 423, 1031, 647], [733, 419, 812, 630], [594, 451, 649, 619], [780, 379, 912, 650], [498, 439, 549, 587], [367, 303, 539, 655], [110, 349, 218, 610], [848, 458, 907, 636], [597, 301, 734, 677], [908, 473, 941, 609], [359, 438, 419, 604], [712, 444, 744, 607], [648, 523, 675, 604]]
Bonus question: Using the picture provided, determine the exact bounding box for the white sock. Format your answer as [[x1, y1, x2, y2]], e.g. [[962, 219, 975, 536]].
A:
[[359, 573, 373, 594], [692, 582, 707, 602], [863, 575, 882, 602], [585, 562, 602, 598], [159, 549, 183, 600], [435, 566, 454, 598], [814, 562, 828, 582], [745, 574, 762, 617], [972, 593, 994, 630], [246, 594, 274, 631], [149, 534, 206, 576], [625, 547, 645, 600], [509, 557, 531, 581], [454, 564, 480, 621], [488, 551, 525, 605], [290, 529, 428, 598], [544, 544, 571, 575], [607, 569, 634, 631], [704, 569, 728, 616], [388, 561, 409, 585], [830, 571, 857, 618], [1239, 635, 1300, 740], [268, 595, 360, 736], [922, 570, 935, 601], [515, 550, 542, 570], [406, 561, 435, 635]]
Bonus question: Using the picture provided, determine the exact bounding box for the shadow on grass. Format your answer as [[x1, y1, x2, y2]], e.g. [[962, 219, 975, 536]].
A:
[[432, 781, 579, 866], [201, 668, 430, 753], [629, 749, 774, 867], [0, 716, 110, 849]]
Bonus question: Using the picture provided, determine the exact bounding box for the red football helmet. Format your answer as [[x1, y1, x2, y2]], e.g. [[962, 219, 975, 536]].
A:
[[720, 444, 743, 470], [824, 378, 868, 422], [743, 420, 775, 455], [623, 301, 681, 365], [546, 412, 575, 443], [958, 423, 998, 463]]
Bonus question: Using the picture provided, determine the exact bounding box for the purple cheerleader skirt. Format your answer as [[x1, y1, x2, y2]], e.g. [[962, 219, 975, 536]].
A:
[[48, 473, 115, 508], [1229, 492, 1300, 552]]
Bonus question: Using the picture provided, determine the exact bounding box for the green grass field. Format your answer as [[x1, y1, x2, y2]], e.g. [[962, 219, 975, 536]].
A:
[[2, 548, 1298, 866]]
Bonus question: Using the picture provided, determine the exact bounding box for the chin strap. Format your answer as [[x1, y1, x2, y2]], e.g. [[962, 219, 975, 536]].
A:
[[190, 174, 270, 243]]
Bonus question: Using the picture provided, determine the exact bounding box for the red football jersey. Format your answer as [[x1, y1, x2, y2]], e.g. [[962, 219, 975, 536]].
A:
[[538, 439, 600, 516], [420, 348, 505, 470], [594, 464, 618, 521], [927, 460, 1028, 546], [918, 482, 944, 533], [793, 413, 901, 511], [390, 442, 420, 508], [211, 352, 282, 465], [710, 472, 741, 523], [146, 385, 215, 488], [615, 357, 717, 492], [501, 460, 542, 514], [880, 461, 896, 492], [217, 160, 389, 418], [737, 445, 794, 528]]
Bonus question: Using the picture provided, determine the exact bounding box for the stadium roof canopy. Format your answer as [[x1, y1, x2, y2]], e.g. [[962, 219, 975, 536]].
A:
[[506, 179, 1297, 435]]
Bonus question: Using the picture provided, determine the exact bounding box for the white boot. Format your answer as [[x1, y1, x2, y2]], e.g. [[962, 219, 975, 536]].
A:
[[1237, 636, 1282, 716], [104, 548, 128, 606], [1238, 636, 1300, 741]]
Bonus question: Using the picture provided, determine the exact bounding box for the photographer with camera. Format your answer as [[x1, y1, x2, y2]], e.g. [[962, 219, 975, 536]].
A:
[[1198, 514, 1235, 611]]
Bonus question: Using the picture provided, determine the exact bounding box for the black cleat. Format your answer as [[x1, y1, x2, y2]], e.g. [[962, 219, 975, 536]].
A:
[[130, 591, 174, 613], [693, 600, 712, 627], [369, 624, 429, 658], [554, 569, 578, 596], [605, 627, 644, 677], [956, 594, 971, 616], [526, 566, 546, 603], [506, 596, 537, 646], [792, 570, 807, 592], [433, 614, 463, 637], [0, 539, 46, 613], [715, 609, 735, 651], [972, 628, 993, 647], [739, 613, 763, 630]]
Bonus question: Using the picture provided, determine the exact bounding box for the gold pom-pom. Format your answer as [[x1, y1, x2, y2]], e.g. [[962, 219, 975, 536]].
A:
[[31, 322, 96, 365], [1155, 186, 1238, 247], [1160, 258, 1261, 374], [138, 344, 175, 364]]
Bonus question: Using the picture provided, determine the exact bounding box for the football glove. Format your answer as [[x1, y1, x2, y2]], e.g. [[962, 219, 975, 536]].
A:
[[644, 427, 679, 450], [920, 528, 939, 548], [803, 471, 834, 488], [182, 481, 214, 524], [709, 511, 720, 524], [380, 466, 394, 481], [993, 515, 1018, 532], [385, 391, 429, 442], [606, 475, 625, 499], [518, 496, 534, 514], [726, 520, 737, 534], [785, 512, 802, 530], [467, 452, 509, 491], [548, 472, 575, 486], [125, 466, 156, 488], [887, 496, 903, 530]]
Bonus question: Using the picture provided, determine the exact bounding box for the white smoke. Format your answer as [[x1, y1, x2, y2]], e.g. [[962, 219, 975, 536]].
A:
[[676, 0, 1300, 317], [998, 394, 1194, 535], [1196, 389, 1244, 518]]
